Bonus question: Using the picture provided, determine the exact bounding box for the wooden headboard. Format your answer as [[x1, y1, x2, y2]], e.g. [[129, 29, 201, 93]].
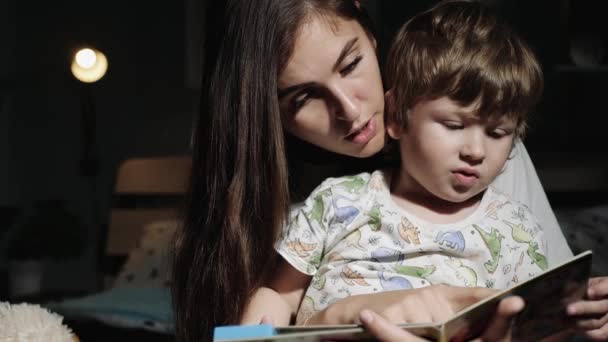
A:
[[101, 156, 191, 285]]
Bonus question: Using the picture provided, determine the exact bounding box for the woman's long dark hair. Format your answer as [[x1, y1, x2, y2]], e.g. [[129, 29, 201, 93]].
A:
[[172, 1, 375, 341]]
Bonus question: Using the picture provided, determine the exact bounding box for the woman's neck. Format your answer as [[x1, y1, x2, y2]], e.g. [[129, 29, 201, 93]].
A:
[[389, 168, 484, 224]]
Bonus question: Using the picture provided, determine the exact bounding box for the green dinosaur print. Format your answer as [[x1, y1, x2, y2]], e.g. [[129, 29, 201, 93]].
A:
[[445, 258, 478, 287], [345, 230, 366, 251], [335, 176, 366, 193], [527, 242, 548, 271], [312, 274, 326, 290], [367, 205, 382, 231], [473, 224, 504, 273], [503, 220, 533, 243], [307, 189, 331, 230], [393, 264, 436, 278], [503, 220, 547, 271], [309, 252, 323, 268]]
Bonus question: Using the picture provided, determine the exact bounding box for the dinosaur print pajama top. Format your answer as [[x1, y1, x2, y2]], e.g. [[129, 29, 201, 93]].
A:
[[275, 170, 548, 325]]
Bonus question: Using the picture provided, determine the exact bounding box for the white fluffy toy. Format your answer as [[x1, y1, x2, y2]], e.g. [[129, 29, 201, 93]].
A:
[[0, 302, 77, 342]]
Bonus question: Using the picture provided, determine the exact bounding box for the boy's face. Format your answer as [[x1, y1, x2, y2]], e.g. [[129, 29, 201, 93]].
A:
[[388, 96, 517, 203]]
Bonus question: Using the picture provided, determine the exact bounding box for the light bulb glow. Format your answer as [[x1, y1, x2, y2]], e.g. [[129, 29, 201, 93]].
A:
[[75, 48, 97, 69], [71, 47, 108, 83]]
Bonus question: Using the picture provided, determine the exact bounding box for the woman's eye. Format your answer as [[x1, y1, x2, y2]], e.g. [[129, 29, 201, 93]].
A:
[[340, 55, 363, 76], [443, 121, 464, 130], [292, 91, 312, 112]]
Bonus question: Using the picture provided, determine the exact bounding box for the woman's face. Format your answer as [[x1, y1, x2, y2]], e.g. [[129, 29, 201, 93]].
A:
[[278, 15, 385, 158]]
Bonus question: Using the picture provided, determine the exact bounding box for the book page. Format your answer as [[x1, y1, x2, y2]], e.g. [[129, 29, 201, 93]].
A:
[[443, 250, 592, 341]]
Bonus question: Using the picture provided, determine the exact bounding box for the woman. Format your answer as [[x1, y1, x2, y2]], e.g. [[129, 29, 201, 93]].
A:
[[171, 0, 574, 341]]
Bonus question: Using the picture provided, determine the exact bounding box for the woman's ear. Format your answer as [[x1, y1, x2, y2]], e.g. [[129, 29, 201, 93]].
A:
[[385, 89, 402, 140]]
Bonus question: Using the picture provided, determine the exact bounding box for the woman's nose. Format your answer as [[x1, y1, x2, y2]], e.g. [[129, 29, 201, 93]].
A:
[[330, 84, 360, 121]]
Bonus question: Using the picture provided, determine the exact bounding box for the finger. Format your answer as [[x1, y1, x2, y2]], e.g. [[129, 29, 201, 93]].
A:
[[359, 310, 428, 342], [585, 324, 608, 341], [575, 313, 608, 330], [448, 286, 498, 312], [378, 297, 434, 324], [259, 315, 275, 325], [479, 296, 525, 342], [568, 299, 608, 316], [588, 277, 608, 299]]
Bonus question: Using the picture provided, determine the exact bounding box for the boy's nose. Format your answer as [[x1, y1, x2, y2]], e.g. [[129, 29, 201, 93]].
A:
[[460, 134, 485, 163]]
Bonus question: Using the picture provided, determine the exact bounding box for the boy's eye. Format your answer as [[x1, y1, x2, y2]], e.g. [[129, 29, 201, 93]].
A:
[[443, 121, 464, 130], [340, 55, 363, 76], [487, 128, 512, 139]]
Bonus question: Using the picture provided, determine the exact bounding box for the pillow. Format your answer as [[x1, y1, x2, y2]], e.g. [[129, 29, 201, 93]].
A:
[[47, 219, 179, 333], [112, 219, 178, 289]]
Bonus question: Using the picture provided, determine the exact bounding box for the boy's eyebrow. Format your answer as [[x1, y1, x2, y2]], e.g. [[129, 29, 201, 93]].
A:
[[332, 37, 359, 72]]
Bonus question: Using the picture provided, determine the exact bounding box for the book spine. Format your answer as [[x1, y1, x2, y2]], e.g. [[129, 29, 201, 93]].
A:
[[438, 325, 447, 342]]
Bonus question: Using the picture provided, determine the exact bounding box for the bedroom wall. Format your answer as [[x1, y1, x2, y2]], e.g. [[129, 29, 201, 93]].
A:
[[0, 0, 16, 208]]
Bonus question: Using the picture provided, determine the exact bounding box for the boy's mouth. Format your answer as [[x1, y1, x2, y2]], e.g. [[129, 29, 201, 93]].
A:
[[451, 168, 480, 187], [452, 168, 480, 178]]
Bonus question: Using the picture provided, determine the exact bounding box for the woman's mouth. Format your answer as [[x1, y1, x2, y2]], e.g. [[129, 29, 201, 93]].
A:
[[345, 117, 377, 144]]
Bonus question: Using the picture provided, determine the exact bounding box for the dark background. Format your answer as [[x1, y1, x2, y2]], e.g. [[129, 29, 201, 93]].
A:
[[0, 0, 606, 296]]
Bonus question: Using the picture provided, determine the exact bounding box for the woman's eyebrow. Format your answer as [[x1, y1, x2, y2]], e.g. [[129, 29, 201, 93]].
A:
[[333, 37, 359, 72], [278, 82, 314, 99]]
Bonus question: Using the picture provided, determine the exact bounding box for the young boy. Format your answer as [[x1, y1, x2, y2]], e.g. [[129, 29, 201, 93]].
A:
[[268, 0, 549, 326]]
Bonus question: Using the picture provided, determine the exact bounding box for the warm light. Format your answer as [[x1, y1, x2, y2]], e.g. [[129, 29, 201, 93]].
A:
[[75, 48, 97, 69], [71, 47, 108, 83]]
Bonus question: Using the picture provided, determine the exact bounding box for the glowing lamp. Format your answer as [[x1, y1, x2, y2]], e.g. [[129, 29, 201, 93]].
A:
[[70, 48, 108, 83]]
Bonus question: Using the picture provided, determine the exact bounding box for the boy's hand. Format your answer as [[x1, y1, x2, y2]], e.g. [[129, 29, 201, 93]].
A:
[[358, 296, 524, 342], [568, 277, 608, 340], [359, 310, 429, 342], [310, 284, 499, 325]]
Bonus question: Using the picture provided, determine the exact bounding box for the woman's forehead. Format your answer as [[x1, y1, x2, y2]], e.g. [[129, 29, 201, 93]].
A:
[[279, 15, 369, 85], [295, 14, 366, 54]]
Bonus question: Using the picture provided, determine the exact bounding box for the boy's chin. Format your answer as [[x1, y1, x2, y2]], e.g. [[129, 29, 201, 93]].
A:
[[440, 188, 485, 204]]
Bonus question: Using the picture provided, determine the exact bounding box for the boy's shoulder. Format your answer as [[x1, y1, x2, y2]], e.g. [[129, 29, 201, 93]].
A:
[[313, 170, 387, 193], [289, 170, 388, 216]]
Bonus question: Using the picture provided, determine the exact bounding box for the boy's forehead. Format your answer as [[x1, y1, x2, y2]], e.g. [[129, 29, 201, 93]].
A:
[[415, 96, 479, 114], [415, 97, 517, 123]]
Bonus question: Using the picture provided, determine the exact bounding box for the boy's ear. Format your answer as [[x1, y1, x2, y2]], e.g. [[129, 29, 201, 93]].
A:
[[384, 89, 402, 139], [385, 89, 395, 116]]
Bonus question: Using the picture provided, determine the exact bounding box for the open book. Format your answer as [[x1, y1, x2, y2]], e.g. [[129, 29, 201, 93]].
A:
[[214, 250, 592, 342]]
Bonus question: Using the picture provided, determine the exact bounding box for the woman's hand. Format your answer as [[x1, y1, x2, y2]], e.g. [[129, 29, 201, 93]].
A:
[[359, 296, 525, 342], [307, 284, 499, 325], [567, 276, 608, 340]]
